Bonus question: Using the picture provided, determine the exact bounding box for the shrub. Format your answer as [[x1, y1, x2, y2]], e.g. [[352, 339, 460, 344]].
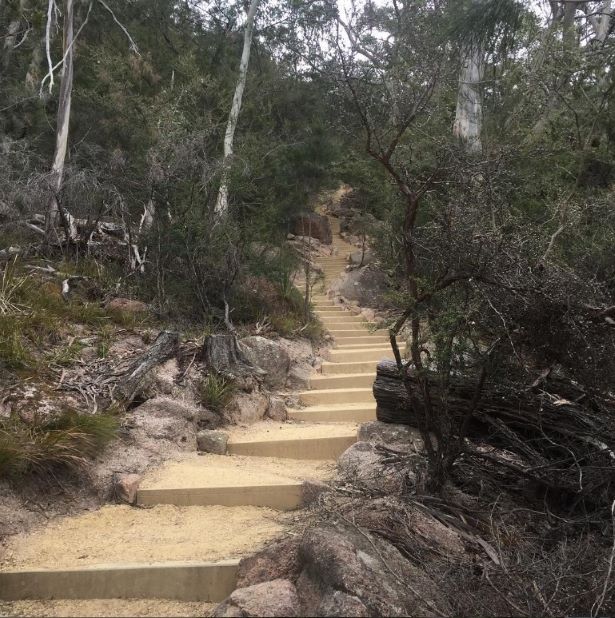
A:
[[0, 409, 119, 478]]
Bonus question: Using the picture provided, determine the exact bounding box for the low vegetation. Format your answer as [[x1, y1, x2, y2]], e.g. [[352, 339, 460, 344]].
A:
[[0, 409, 118, 479]]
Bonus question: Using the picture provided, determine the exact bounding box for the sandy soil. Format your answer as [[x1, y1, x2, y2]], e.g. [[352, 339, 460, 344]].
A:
[[227, 421, 358, 443], [1, 504, 286, 570], [141, 454, 334, 490], [0, 599, 215, 617]]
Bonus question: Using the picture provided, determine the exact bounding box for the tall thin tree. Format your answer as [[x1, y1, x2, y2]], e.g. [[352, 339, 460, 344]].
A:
[[215, 0, 262, 216]]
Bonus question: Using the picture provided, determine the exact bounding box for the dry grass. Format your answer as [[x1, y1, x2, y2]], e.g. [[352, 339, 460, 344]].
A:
[[0, 409, 118, 479]]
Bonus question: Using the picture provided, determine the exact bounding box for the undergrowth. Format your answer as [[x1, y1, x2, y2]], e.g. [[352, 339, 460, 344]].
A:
[[0, 409, 119, 479], [198, 373, 235, 412], [0, 259, 148, 372]]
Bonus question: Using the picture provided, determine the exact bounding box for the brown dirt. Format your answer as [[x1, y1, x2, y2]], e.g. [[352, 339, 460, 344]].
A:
[[0, 599, 215, 617], [1, 504, 287, 570]]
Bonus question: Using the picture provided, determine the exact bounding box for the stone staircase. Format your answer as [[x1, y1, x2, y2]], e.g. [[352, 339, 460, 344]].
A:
[[0, 216, 399, 609]]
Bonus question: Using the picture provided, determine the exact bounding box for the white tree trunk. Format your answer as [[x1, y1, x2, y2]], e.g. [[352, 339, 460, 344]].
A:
[[45, 0, 75, 243], [214, 0, 261, 216], [453, 44, 484, 154]]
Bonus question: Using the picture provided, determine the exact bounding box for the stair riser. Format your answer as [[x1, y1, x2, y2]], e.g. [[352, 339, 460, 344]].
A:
[[0, 562, 239, 603], [321, 362, 376, 375], [329, 350, 396, 363], [227, 436, 356, 460], [310, 374, 374, 388], [289, 409, 376, 423], [137, 484, 303, 510], [299, 390, 374, 405]]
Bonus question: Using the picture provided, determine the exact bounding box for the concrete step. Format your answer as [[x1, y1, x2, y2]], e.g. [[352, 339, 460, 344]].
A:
[[299, 388, 374, 406], [136, 456, 330, 510], [335, 341, 402, 350], [319, 316, 366, 324], [288, 403, 376, 423], [328, 329, 384, 337], [310, 373, 374, 389], [329, 347, 396, 363], [321, 360, 376, 374], [227, 423, 357, 459], [0, 561, 239, 603], [332, 336, 391, 345]]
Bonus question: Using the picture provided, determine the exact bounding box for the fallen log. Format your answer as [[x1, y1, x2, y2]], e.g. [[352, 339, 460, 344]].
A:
[[374, 360, 615, 506], [113, 330, 180, 405]]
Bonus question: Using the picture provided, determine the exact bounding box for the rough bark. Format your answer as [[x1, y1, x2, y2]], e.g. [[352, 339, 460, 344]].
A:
[[453, 44, 484, 154], [113, 330, 180, 405], [202, 333, 265, 378], [373, 360, 615, 504], [214, 0, 261, 216]]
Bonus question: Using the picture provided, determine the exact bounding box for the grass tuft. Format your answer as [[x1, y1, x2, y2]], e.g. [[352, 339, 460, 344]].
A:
[[197, 373, 235, 412], [0, 409, 119, 479]]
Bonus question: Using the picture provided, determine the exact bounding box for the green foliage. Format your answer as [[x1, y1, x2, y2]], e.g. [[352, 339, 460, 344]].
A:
[[197, 373, 235, 413], [0, 410, 118, 479]]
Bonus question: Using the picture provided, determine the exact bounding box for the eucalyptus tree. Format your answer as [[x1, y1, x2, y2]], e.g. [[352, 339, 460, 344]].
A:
[[214, 0, 262, 216]]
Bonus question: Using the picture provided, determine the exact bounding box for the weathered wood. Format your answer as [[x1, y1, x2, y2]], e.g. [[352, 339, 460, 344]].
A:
[[373, 359, 615, 504], [114, 330, 179, 405], [202, 334, 265, 378]]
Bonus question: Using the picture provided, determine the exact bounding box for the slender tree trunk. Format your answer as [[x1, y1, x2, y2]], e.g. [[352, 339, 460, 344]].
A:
[[214, 0, 261, 216], [453, 43, 484, 154], [45, 0, 76, 244], [2, 0, 27, 70]]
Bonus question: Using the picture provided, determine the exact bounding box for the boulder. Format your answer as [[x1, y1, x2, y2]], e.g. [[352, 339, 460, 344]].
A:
[[286, 366, 311, 389], [224, 392, 269, 425], [240, 337, 291, 388], [197, 430, 228, 454], [237, 537, 302, 587], [330, 266, 388, 308], [350, 249, 375, 266], [114, 473, 141, 504], [337, 441, 409, 494], [357, 421, 422, 450], [105, 297, 148, 313], [298, 525, 442, 617], [292, 213, 332, 244], [129, 397, 197, 449], [267, 397, 287, 422], [213, 579, 300, 617], [317, 591, 370, 617]]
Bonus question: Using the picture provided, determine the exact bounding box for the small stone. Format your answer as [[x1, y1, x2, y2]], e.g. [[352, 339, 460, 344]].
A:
[[213, 579, 300, 617], [267, 397, 287, 422], [197, 430, 228, 454], [114, 473, 141, 504]]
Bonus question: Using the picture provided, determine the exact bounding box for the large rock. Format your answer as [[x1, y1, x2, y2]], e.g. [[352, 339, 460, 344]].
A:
[[357, 421, 422, 450], [330, 265, 389, 308], [317, 591, 370, 617], [240, 337, 291, 388], [224, 392, 269, 425], [213, 579, 300, 617], [298, 525, 442, 617], [267, 397, 287, 422], [286, 365, 311, 389], [292, 213, 332, 245], [129, 397, 197, 449], [350, 249, 375, 266], [337, 441, 409, 494], [237, 537, 302, 587]]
